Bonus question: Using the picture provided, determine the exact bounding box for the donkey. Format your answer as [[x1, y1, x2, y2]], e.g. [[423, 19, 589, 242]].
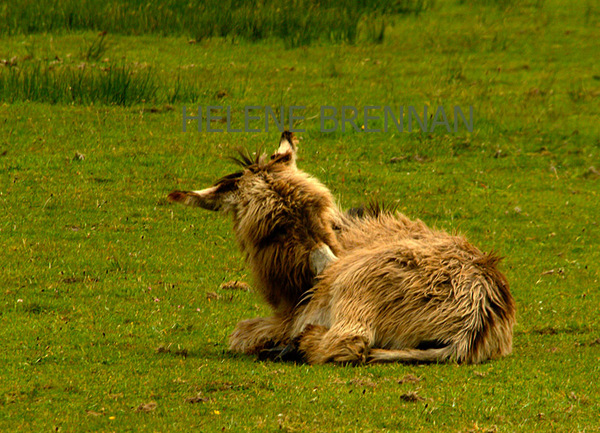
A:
[[168, 132, 516, 364], [169, 132, 341, 354]]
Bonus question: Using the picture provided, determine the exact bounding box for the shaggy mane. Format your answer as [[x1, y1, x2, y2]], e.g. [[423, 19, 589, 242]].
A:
[[348, 199, 399, 219], [364, 199, 399, 217], [228, 147, 293, 172], [228, 147, 263, 169]]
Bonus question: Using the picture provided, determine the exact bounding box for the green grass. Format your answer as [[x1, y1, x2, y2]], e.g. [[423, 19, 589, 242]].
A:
[[0, 62, 165, 105], [0, 0, 426, 47], [1, 0, 599, 431]]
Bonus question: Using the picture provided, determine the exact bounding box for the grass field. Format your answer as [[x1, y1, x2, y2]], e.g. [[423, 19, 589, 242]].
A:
[[1, 0, 599, 431]]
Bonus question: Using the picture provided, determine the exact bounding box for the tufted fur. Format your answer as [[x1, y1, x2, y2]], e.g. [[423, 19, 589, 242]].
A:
[[168, 132, 342, 352], [168, 132, 515, 364], [290, 211, 515, 364]]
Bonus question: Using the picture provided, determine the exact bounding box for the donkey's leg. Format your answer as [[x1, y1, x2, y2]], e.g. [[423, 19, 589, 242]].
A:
[[296, 323, 371, 365], [229, 314, 292, 355]]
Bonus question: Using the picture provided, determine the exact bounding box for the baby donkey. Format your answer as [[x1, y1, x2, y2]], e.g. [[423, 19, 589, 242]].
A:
[[168, 132, 515, 364]]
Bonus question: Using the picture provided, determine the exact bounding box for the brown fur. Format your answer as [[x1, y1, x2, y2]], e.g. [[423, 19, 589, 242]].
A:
[[290, 212, 515, 364], [168, 133, 342, 353], [228, 153, 342, 313], [168, 132, 516, 364]]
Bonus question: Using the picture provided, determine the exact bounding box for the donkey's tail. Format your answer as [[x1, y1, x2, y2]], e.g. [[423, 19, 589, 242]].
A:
[[368, 346, 456, 364]]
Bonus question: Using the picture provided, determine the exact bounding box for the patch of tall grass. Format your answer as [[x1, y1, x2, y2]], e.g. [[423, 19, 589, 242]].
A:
[[0, 0, 429, 46], [0, 62, 198, 106]]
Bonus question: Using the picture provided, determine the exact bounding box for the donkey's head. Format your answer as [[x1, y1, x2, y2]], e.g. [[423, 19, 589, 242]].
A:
[[167, 131, 336, 245], [167, 131, 298, 215], [168, 131, 339, 310]]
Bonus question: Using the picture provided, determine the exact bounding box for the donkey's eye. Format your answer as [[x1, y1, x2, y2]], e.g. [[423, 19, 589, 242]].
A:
[[214, 171, 243, 193], [216, 179, 239, 193]]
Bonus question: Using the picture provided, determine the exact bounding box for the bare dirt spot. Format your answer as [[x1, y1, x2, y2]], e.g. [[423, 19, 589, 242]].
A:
[[220, 280, 251, 291], [398, 374, 422, 384], [399, 391, 425, 402], [186, 393, 210, 404], [136, 402, 157, 412]]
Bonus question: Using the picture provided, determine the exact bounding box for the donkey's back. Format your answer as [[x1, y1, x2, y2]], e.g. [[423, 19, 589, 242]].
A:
[[291, 212, 516, 365]]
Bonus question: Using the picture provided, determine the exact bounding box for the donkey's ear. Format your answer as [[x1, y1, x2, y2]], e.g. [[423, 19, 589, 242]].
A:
[[168, 186, 225, 211], [272, 131, 298, 165]]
